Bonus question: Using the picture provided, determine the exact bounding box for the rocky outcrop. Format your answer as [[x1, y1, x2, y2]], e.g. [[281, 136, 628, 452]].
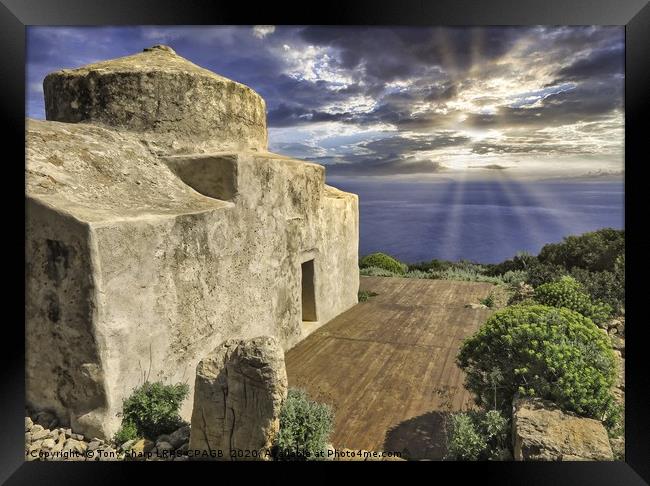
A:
[[25, 414, 120, 461], [189, 336, 288, 461], [512, 398, 614, 461]]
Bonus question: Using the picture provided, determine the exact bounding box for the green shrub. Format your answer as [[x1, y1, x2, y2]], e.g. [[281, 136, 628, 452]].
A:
[[457, 305, 617, 420], [120, 381, 189, 439], [359, 266, 400, 277], [359, 253, 407, 275], [276, 388, 334, 461], [569, 267, 624, 313], [403, 270, 434, 279], [485, 251, 538, 277], [431, 267, 504, 284], [358, 290, 378, 302], [538, 228, 624, 272], [480, 293, 495, 308], [525, 262, 568, 288], [113, 420, 138, 445], [446, 410, 509, 461], [408, 258, 454, 273], [500, 270, 529, 287], [446, 413, 486, 460], [533, 276, 612, 326]]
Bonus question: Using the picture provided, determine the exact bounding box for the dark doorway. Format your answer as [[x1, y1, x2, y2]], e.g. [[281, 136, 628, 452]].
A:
[[301, 259, 317, 321]]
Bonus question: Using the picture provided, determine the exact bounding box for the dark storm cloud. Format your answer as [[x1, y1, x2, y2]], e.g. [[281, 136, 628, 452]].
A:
[[299, 26, 533, 77], [303, 132, 466, 176], [326, 158, 447, 176], [26, 25, 624, 177], [465, 79, 623, 129], [469, 164, 510, 170], [551, 44, 624, 83], [361, 134, 470, 154]]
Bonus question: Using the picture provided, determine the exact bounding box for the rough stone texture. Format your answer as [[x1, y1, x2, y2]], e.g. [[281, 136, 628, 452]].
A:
[[26, 47, 359, 440], [189, 337, 288, 460], [43, 45, 267, 155], [24, 416, 120, 461], [512, 398, 614, 461]]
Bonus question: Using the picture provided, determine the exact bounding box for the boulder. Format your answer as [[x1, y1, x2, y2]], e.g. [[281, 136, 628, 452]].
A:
[[167, 425, 191, 449], [189, 336, 288, 461], [465, 303, 488, 309], [512, 398, 613, 461]]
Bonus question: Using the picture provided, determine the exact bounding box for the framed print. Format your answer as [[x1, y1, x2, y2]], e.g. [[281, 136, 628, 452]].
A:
[[1, 0, 648, 484]]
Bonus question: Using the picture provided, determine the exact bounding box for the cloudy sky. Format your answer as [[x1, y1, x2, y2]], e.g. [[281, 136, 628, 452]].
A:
[[26, 26, 624, 179]]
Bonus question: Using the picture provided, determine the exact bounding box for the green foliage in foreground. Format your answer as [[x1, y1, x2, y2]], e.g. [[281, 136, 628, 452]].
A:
[[457, 305, 617, 422], [119, 381, 189, 439], [359, 252, 407, 275], [446, 410, 510, 461], [113, 420, 138, 445], [276, 388, 334, 461], [358, 290, 378, 302], [533, 276, 612, 326]]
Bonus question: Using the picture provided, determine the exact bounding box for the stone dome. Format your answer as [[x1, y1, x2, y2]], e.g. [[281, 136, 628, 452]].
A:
[[43, 45, 268, 155]]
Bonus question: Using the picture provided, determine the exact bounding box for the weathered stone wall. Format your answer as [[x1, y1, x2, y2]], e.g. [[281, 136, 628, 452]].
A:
[[25, 199, 108, 439], [26, 84, 358, 439]]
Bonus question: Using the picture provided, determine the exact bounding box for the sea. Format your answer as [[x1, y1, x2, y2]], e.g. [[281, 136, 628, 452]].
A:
[[326, 178, 625, 264]]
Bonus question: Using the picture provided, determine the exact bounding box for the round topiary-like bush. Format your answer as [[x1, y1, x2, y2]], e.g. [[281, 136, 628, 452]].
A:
[[457, 304, 617, 421], [359, 252, 407, 275], [533, 276, 612, 326]]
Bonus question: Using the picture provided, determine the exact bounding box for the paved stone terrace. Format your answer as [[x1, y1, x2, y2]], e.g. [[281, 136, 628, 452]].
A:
[[285, 276, 494, 459]]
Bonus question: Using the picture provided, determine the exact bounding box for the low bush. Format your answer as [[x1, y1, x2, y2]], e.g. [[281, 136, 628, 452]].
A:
[[457, 304, 617, 421], [500, 270, 529, 287], [533, 276, 612, 326], [525, 262, 568, 288], [275, 388, 334, 461], [479, 293, 495, 308], [359, 266, 400, 277], [446, 413, 485, 460], [113, 420, 138, 445], [569, 267, 624, 313], [446, 410, 509, 461], [358, 290, 378, 302], [485, 251, 537, 277], [359, 253, 407, 275], [403, 270, 434, 279], [119, 381, 189, 439], [408, 259, 454, 273], [430, 267, 504, 284]]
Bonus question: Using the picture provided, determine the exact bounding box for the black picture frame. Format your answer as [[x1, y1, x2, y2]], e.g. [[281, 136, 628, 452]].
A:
[[2, 1, 648, 484]]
